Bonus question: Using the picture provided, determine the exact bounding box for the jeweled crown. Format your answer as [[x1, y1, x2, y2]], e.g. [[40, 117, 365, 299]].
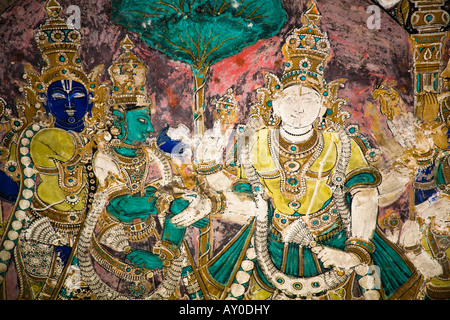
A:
[[34, 0, 88, 86], [108, 35, 152, 108], [13, 0, 103, 127], [280, 0, 331, 93], [213, 88, 238, 125]]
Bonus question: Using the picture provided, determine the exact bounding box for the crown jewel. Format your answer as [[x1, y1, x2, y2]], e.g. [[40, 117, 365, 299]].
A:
[[108, 35, 152, 108], [280, 0, 331, 93]]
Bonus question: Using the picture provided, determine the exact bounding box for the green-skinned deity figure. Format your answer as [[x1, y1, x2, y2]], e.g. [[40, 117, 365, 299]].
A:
[[72, 35, 208, 300]]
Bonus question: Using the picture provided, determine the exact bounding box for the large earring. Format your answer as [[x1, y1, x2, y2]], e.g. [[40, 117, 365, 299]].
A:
[[268, 110, 280, 128], [110, 125, 121, 137], [314, 116, 327, 130], [109, 121, 123, 147]]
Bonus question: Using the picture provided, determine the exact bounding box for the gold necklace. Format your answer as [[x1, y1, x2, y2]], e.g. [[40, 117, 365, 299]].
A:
[[269, 128, 324, 208], [110, 147, 149, 194], [274, 128, 319, 159]]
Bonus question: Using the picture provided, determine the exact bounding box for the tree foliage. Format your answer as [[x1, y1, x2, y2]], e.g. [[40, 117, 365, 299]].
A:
[[111, 0, 287, 72]]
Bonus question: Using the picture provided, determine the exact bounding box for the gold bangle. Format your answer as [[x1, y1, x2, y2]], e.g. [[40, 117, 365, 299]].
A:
[[209, 190, 227, 216], [346, 244, 372, 265], [404, 244, 422, 255], [155, 193, 174, 216], [345, 237, 376, 254], [195, 163, 223, 175], [153, 240, 180, 267], [197, 176, 227, 216]]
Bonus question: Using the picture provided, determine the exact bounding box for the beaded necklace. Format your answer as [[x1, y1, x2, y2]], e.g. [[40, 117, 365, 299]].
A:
[[108, 146, 149, 194], [269, 128, 324, 209]]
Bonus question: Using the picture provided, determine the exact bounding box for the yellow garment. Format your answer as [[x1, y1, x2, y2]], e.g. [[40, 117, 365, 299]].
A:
[[29, 128, 87, 212], [242, 128, 376, 216]]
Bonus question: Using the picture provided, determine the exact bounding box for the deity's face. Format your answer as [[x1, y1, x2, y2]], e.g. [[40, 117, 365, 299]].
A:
[[122, 106, 154, 144], [45, 80, 92, 132], [273, 85, 325, 129]]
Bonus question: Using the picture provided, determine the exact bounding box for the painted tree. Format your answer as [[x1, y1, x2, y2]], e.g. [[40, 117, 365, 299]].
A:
[[111, 0, 287, 134]]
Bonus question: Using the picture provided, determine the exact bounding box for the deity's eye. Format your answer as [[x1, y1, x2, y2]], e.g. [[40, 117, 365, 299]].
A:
[[72, 92, 86, 99], [51, 92, 66, 100], [137, 117, 147, 124]]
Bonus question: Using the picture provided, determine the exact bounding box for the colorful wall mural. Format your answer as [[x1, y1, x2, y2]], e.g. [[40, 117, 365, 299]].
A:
[[0, 0, 449, 301]]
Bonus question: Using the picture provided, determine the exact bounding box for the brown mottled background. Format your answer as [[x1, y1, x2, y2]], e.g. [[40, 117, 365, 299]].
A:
[[0, 0, 417, 134]]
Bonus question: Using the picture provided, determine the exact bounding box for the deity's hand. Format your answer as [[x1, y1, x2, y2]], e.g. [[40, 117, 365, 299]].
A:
[[192, 120, 226, 165], [405, 250, 443, 279], [312, 246, 360, 270], [126, 249, 164, 270], [170, 193, 212, 228]]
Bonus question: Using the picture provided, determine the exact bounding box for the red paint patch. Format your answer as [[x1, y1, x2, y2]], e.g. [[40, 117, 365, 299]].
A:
[[165, 86, 179, 108], [235, 57, 246, 67]]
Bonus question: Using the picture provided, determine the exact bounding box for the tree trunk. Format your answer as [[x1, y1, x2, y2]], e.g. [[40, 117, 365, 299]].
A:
[[192, 66, 209, 136], [192, 66, 214, 268]]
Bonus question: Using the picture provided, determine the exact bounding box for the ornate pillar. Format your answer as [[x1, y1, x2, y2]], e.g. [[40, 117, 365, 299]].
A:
[[410, 0, 449, 121]]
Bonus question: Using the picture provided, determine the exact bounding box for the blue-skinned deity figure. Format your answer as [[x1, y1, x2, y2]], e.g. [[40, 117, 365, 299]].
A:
[[44, 79, 93, 132]]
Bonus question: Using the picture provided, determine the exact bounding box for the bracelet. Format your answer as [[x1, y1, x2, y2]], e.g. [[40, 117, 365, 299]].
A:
[[412, 180, 438, 190], [155, 193, 175, 216], [345, 237, 376, 254], [197, 176, 227, 216], [346, 244, 372, 265], [211, 190, 227, 216], [153, 240, 181, 267], [345, 237, 375, 265], [195, 163, 223, 175], [404, 244, 422, 255]]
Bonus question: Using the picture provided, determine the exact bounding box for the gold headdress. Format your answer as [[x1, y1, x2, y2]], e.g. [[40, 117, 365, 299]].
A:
[[17, 0, 103, 124], [35, 0, 87, 86], [213, 88, 238, 126], [279, 0, 331, 93], [108, 35, 152, 108]]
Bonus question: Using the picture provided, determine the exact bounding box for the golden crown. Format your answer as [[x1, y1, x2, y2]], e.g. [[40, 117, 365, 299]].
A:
[[108, 35, 152, 108], [19, 0, 103, 122], [34, 0, 91, 86], [213, 88, 238, 125], [280, 0, 331, 93]]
